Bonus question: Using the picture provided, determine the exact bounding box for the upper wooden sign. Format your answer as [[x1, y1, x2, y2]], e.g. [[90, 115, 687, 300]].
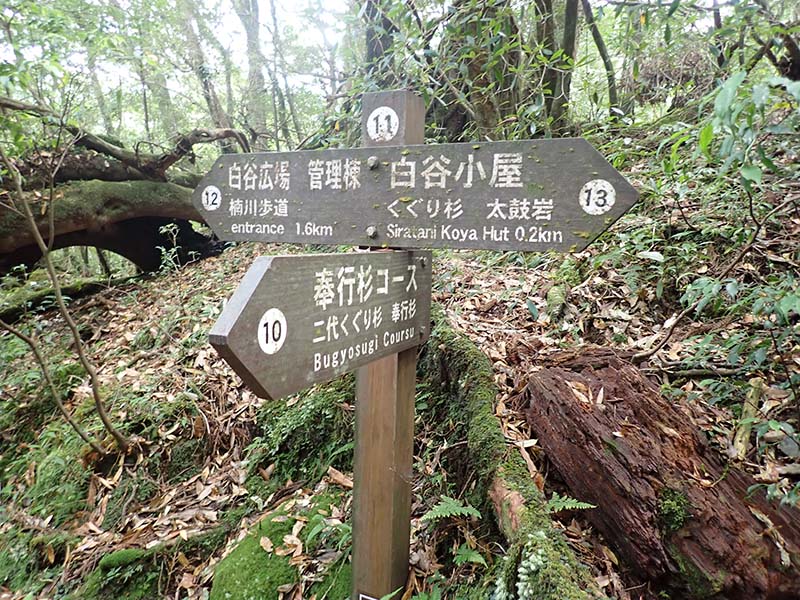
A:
[[210, 251, 431, 400], [193, 139, 638, 252]]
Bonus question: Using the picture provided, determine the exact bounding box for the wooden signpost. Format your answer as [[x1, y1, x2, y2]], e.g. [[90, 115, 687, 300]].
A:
[[209, 251, 431, 400], [198, 90, 639, 600]]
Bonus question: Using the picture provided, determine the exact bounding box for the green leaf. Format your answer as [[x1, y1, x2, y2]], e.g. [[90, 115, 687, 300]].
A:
[[753, 347, 767, 365], [664, 22, 672, 44], [757, 146, 779, 174], [454, 544, 488, 567], [526, 298, 539, 320], [751, 84, 769, 108], [546, 492, 596, 514], [740, 164, 762, 184], [725, 280, 739, 298], [637, 250, 665, 263], [667, 0, 681, 17], [698, 123, 714, 157], [714, 71, 746, 119], [421, 496, 481, 523]]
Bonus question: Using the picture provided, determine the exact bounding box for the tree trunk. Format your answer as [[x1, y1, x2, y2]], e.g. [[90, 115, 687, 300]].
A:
[[0, 180, 207, 275], [363, 0, 397, 88], [268, 0, 303, 146], [233, 0, 269, 148], [534, 0, 558, 114], [550, 0, 579, 132], [86, 51, 116, 137], [581, 0, 620, 118], [179, 0, 236, 151], [146, 69, 180, 139], [524, 348, 800, 600], [422, 309, 606, 599]]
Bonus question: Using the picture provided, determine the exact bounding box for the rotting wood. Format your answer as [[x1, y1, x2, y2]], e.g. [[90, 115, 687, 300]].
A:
[[421, 307, 605, 600], [524, 348, 800, 600]]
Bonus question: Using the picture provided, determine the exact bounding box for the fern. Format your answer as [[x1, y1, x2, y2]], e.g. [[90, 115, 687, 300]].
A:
[[454, 544, 488, 567], [545, 491, 596, 514], [421, 495, 481, 523]]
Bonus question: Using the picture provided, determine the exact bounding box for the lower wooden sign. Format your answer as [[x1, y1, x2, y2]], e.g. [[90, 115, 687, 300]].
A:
[[210, 251, 432, 400]]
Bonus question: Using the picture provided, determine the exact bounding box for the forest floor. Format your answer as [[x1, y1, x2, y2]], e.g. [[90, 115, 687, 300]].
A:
[[1, 125, 799, 599]]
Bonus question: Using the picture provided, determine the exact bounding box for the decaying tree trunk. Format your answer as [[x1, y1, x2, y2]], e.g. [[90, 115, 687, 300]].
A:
[[524, 348, 800, 600], [421, 308, 606, 600], [0, 180, 218, 275]]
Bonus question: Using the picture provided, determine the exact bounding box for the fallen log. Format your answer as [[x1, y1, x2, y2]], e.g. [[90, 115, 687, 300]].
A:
[[0, 180, 220, 275], [524, 348, 800, 599], [421, 308, 606, 599]]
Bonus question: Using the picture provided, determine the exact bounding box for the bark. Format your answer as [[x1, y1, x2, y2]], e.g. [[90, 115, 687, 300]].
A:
[[86, 51, 116, 137], [534, 0, 557, 114], [581, 0, 620, 117], [524, 348, 800, 600], [137, 60, 151, 140], [268, 0, 302, 146], [421, 308, 605, 599], [146, 69, 180, 138], [179, 0, 236, 151], [363, 0, 397, 88], [0, 179, 212, 276], [233, 0, 268, 147], [434, 0, 521, 140], [550, 0, 580, 132]]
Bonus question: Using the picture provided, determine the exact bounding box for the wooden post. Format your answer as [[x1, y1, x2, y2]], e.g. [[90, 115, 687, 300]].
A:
[[352, 90, 425, 600]]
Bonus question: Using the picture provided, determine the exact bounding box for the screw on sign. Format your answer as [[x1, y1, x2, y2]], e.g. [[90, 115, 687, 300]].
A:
[[209, 251, 431, 401]]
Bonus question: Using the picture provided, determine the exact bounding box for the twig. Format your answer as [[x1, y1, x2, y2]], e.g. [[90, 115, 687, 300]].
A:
[[634, 197, 794, 361], [0, 317, 105, 455], [642, 365, 745, 377], [0, 145, 130, 452]]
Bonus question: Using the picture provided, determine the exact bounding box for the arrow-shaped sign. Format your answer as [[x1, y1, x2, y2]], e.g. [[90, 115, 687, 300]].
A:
[[210, 251, 431, 400], [192, 139, 638, 253]]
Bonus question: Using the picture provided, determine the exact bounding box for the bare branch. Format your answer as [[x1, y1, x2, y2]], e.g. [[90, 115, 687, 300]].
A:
[[0, 95, 249, 181]]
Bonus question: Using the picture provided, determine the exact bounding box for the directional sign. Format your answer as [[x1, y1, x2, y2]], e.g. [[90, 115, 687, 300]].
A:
[[210, 251, 431, 400], [192, 139, 638, 252]]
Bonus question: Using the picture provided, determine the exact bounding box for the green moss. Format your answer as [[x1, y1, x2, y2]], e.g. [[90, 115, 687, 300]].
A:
[[165, 438, 204, 483], [79, 547, 158, 600], [211, 487, 352, 600], [420, 305, 605, 600], [0, 526, 36, 589], [667, 543, 723, 599], [98, 548, 149, 571], [658, 487, 691, 533], [209, 511, 299, 600], [26, 437, 90, 527], [249, 376, 355, 482], [309, 561, 352, 599], [103, 476, 158, 529], [75, 529, 231, 600]]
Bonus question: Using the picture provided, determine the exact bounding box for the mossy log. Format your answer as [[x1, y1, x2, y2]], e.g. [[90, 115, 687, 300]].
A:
[[0, 180, 219, 275], [523, 348, 800, 600], [421, 307, 605, 599]]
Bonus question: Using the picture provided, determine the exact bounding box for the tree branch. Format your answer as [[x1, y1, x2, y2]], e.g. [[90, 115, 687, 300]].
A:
[[0, 95, 249, 181]]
